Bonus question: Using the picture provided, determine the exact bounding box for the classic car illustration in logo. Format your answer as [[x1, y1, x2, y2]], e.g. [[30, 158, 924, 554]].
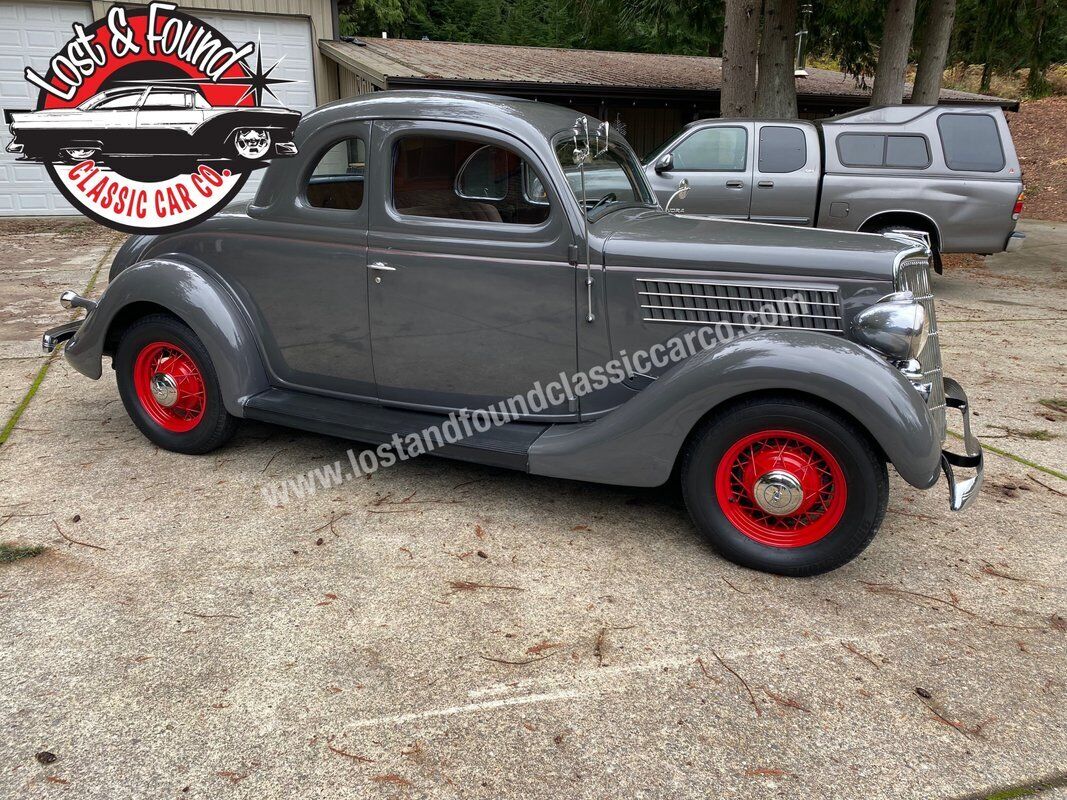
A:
[[8, 85, 299, 182], [13, 2, 302, 232]]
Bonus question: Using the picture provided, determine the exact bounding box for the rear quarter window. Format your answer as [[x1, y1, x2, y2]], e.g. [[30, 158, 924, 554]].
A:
[[937, 114, 1005, 172], [758, 126, 807, 173]]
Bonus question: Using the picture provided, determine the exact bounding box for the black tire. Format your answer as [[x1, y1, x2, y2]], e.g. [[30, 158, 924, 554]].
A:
[[115, 314, 237, 455], [681, 396, 888, 577]]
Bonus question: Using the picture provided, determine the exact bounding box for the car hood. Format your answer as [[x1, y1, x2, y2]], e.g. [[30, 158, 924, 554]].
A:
[[596, 208, 914, 283]]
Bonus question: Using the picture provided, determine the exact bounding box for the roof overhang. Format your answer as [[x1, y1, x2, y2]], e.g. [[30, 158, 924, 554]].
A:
[[319, 39, 1020, 113]]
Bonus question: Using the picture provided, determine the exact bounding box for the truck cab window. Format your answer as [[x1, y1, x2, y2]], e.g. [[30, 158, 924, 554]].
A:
[[672, 126, 747, 171], [937, 114, 1005, 172], [306, 138, 366, 210], [758, 126, 806, 173]]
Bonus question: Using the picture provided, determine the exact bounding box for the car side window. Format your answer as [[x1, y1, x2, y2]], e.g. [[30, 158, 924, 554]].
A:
[[96, 93, 143, 110], [937, 113, 1005, 172], [758, 126, 806, 173], [392, 135, 550, 225], [142, 91, 191, 109], [305, 138, 366, 211], [671, 126, 747, 171]]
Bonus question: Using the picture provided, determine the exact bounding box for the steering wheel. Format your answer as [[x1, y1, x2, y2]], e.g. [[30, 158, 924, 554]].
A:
[[586, 192, 617, 214]]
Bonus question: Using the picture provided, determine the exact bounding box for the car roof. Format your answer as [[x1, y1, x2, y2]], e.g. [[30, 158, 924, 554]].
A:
[[299, 89, 596, 143]]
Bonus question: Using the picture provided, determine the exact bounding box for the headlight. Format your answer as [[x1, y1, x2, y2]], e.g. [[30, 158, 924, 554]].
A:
[[852, 292, 928, 361]]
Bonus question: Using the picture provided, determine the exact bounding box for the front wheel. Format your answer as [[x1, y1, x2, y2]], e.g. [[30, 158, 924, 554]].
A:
[[115, 314, 237, 454], [681, 397, 888, 576]]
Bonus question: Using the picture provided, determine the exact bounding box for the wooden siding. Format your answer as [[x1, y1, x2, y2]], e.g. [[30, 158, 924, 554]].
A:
[[339, 67, 377, 98], [89, 0, 338, 104]]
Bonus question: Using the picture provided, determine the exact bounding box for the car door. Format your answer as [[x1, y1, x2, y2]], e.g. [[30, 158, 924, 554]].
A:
[[366, 120, 578, 419], [195, 122, 376, 398], [136, 88, 203, 136], [645, 122, 753, 216], [83, 89, 145, 154], [749, 123, 819, 225]]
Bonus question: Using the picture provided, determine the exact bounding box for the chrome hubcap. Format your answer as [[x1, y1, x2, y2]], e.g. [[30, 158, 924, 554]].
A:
[[149, 373, 179, 407], [752, 470, 805, 516]]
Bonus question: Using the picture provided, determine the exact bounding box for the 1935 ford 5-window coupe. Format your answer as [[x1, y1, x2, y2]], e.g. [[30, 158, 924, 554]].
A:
[[44, 91, 983, 576]]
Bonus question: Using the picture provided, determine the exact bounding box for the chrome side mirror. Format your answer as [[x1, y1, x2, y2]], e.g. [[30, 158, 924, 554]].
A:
[[655, 153, 673, 173], [665, 179, 690, 213]]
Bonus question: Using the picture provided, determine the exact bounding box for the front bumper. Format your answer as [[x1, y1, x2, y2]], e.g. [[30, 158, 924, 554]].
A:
[[940, 377, 983, 511]]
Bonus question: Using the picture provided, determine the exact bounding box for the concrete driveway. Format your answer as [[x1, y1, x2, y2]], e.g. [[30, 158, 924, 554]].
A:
[[1, 218, 1064, 800]]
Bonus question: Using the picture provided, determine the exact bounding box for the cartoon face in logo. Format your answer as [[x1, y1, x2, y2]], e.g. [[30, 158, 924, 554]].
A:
[[9, 1, 302, 233]]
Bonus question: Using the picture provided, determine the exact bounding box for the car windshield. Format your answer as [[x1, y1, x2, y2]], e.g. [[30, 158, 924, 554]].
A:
[[553, 134, 656, 214]]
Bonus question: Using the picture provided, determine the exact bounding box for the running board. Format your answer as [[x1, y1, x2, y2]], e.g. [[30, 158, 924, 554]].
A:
[[243, 388, 548, 471]]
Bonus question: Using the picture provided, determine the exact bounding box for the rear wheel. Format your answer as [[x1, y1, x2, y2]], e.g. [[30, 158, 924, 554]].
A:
[[681, 397, 888, 576], [115, 314, 237, 454]]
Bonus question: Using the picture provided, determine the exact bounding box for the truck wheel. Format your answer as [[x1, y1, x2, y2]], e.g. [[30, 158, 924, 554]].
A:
[[681, 397, 888, 576], [115, 314, 237, 455]]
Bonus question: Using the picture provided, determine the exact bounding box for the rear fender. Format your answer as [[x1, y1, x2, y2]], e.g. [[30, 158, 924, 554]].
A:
[[528, 330, 942, 489], [64, 257, 268, 417]]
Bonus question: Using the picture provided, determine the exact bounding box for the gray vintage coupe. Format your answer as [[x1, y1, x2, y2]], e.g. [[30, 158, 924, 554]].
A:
[[43, 91, 983, 576]]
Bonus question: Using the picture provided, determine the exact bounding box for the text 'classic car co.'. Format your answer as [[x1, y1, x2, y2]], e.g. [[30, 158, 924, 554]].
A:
[[1, 0, 1018, 219]]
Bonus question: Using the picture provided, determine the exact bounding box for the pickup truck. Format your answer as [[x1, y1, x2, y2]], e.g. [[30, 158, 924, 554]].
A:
[[644, 105, 1025, 269]]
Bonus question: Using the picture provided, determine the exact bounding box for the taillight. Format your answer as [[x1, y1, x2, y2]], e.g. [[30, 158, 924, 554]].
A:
[[1012, 191, 1024, 220]]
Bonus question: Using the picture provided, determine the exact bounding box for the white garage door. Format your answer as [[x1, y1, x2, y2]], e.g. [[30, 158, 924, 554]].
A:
[[0, 3, 315, 216], [192, 11, 316, 203], [0, 0, 93, 215]]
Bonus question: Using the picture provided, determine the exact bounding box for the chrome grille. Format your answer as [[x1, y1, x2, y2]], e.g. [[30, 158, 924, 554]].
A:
[[637, 278, 843, 332], [897, 256, 947, 441]]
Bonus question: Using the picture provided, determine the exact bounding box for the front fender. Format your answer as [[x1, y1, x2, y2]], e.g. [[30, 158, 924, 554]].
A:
[[529, 331, 942, 489], [64, 257, 269, 417]]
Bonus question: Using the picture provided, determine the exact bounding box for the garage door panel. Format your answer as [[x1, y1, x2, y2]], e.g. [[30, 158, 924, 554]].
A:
[[0, 0, 92, 215]]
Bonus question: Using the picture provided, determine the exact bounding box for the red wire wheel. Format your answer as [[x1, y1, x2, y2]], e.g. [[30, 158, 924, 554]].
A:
[[714, 429, 847, 548], [132, 341, 207, 433]]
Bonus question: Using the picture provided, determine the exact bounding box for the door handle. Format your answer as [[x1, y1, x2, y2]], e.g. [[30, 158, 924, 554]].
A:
[[757, 180, 775, 188], [368, 262, 396, 271], [725, 180, 744, 188]]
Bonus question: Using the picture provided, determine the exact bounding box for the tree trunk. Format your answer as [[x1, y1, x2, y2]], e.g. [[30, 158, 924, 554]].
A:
[[980, 61, 992, 93], [754, 0, 798, 118], [720, 0, 760, 118], [870, 0, 918, 106], [1027, 0, 1049, 96], [911, 0, 956, 104]]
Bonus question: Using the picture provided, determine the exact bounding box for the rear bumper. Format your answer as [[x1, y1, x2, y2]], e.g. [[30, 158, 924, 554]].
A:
[[41, 291, 97, 353], [1006, 231, 1026, 252], [42, 320, 82, 353], [940, 377, 983, 511]]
